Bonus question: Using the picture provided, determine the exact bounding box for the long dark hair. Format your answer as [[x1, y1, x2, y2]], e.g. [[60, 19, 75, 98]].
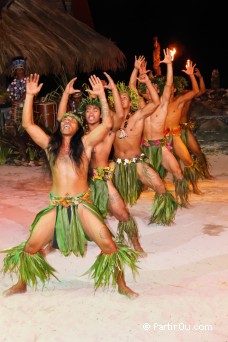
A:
[[46, 123, 93, 181], [47, 124, 84, 166]]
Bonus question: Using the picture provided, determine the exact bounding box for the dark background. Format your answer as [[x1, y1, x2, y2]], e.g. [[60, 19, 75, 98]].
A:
[[88, 1, 227, 89]]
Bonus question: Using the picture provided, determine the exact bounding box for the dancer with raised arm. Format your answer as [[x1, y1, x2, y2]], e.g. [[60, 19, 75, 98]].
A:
[[1, 73, 139, 298]]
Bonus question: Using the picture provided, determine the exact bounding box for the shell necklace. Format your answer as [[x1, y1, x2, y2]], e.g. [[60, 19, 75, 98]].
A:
[[118, 112, 132, 139]]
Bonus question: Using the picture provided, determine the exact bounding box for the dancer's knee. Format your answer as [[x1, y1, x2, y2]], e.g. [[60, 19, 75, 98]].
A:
[[118, 211, 130, 222], [155, 181, 166, 194]]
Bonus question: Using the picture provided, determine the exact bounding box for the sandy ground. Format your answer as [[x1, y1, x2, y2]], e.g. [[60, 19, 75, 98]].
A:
[[0, 152, 228, 342]]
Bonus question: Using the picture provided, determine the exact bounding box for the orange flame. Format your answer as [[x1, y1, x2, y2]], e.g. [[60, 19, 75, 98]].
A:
[[170, 48, 176, 61]]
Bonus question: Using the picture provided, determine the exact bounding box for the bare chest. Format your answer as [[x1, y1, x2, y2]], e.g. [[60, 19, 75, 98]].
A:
[[118, 114, 141, 139]]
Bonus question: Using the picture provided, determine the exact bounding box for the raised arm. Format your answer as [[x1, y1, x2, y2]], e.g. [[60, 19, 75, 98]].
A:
[[103, 71, 124, 131], [84, 75, 112, 148], [129, 55, 145, 91], [129, 55, 148, 108], [160, 48, 173, 104], [22, 74, 50, 149], [138, 73, 160, 111], [180, 60, 200, 103], [57, 77, 81, 121]]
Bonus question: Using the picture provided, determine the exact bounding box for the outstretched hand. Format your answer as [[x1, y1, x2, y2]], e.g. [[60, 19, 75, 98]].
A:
[[160, 48, 172, 64], [64, 77, 81, 96], [87, 75, 105, 97], [26, 73, 43, 96], [103, 71, 115, 91], [134, 55, 145, 71], [182, 60, 196, 75], [140, 58, 151, 76]]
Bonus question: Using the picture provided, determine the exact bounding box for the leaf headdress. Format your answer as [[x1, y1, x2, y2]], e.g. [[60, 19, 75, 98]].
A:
[[108, 81, 140, 111], [60, 112, 83, 126], [77, 97, 101, 116]]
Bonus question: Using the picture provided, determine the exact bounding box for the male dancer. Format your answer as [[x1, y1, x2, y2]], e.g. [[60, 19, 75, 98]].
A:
[[1, 73, 139, 298], [57, 73, 145, 253], [110, 75, 178, 225]]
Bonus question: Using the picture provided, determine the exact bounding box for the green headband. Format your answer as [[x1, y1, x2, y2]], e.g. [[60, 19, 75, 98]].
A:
[[108, 81, 140, 111], [173, 76, 189, 94], [77, 97, 101, 115], [60, 112, 83, 126]]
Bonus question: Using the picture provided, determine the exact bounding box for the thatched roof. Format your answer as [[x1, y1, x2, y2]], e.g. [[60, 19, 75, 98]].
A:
[[0, 0, 126, 76]]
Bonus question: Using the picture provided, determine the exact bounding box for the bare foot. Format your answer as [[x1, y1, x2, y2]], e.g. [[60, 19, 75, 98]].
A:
[[3, 282, 27, 297], [117, 272, 139, 298], [118, 285, 139, 299], [192, 185, 203, 195], [205, 174, 215, 180], [132, 239, 147, 258], [193, 188, 203, 195], [180, 200, 191, 209], [138, 251, 147, 258]]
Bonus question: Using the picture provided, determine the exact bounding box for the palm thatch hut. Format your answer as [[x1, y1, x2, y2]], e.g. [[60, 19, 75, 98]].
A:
[[0, 0, 126, 77]]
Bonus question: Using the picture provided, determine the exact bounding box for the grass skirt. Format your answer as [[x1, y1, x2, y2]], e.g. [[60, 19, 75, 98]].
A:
[[141, 140, 168, 179], [112, 160, 142, 206], [89, 178, 109, 218]]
